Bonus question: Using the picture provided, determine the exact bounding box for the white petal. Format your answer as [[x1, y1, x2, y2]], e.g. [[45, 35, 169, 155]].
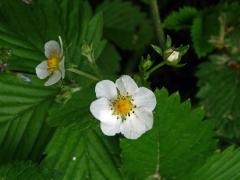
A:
[[133, 87, 157, 111], [120, 113, 147, 139], [44, 40, 60, 58], [168, 51, 180, 62], [100, 122, 121, 136], [95, 80, 117, 100], [35, 60, 50, 79], [115, 75, 138, 95], [134, 108, 153, 131], [44, 70, 61, 86], [90, 98, 117, 124], [58, 36, 64, 57], [59, 57, 65, 79]]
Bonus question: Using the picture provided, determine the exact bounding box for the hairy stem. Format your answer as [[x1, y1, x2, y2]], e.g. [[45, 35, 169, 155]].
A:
[[150, 0, 165, 49], [67, 68, 100, 81], [148, 61, 166, 76]]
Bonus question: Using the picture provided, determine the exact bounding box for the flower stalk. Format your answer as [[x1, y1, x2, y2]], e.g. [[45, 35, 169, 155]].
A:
[[147, 61, 166, 77], [67, 68, 100, 81], [150, 0, 165, 50]]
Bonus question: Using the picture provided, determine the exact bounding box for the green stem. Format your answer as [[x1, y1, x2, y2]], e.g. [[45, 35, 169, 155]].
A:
[[67, 68, 100, 81], [91, 62, 102, 79], [150, 0, 165, 49], [147, 61, 166, 76]]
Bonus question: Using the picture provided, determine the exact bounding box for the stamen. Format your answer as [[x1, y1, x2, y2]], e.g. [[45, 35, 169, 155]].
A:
[[112, 95, 136, 120], [47, 52, 60, 72]]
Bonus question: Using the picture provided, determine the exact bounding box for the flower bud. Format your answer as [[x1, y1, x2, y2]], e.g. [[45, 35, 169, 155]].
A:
[[81, 43, 94, 63], [167, 50, 180, 62], [164, 49, 180, 65], [141, 55, 153, 71]]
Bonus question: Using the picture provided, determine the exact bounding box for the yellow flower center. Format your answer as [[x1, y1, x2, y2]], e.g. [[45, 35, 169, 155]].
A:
[[48, 52, 60, 72], [113, 96, 134, 117]]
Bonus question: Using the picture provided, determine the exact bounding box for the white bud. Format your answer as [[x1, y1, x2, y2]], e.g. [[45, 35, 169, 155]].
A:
[[22, 0, 32, 4], [167, 51, 180, 62]]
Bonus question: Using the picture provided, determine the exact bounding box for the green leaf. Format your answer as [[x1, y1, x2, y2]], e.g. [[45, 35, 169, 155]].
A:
[[0, 0, 110, 82], [42, 120, 123, 179], [121, 88, 216, 179], [84, 12, 107, 60], [0, 161, 58, 179], [98, 43, 121, 78], [189, 4, 240, 57], [0, 73, 57, 164], [47, 85, 95, 127], [191, 14, 218, 57], [97, 0, 153, 50], [189, 147, 240, 180], [164, 7, 199, 30], [0, 0, 60, 71], [0, 0, 102, 164], [196, 60, 240, 140]]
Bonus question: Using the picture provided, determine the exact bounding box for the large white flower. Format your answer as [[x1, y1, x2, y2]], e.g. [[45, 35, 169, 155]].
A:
[[36, 36, 65, 86], [90, 75, 157, 139]]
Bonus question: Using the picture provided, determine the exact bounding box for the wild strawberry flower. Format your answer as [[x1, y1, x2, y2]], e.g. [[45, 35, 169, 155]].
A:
[[36, 36, 65, 86], [90, 75, 156, 139]]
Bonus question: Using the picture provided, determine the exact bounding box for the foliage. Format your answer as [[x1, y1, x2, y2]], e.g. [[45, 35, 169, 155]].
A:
[[42, 120, 122, 179], [196, 59, 240, 141], [164, 3, 240, 57], [0, 0, 239, 179], [0, 161, 57, 179], [121, 89, 216, 179], [190, 14, 218, 57], [97, 0, 153, 50], [0, 73, 56, 164], [190, 147, 240, 180], [165, 1, 240, 145], [164, 7, 199, 30]]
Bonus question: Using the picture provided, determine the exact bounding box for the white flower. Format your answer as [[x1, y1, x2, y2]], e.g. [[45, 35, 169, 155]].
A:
[[167, 50, 180, 62], [90, 75, 157, 139], [36, 36, 65, 86]]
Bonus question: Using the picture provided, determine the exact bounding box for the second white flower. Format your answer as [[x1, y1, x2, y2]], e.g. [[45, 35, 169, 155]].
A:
[[36, 36, 65, 86]]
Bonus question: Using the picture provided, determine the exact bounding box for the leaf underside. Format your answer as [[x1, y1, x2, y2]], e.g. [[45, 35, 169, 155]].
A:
[[197, 61, 240, 140]]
